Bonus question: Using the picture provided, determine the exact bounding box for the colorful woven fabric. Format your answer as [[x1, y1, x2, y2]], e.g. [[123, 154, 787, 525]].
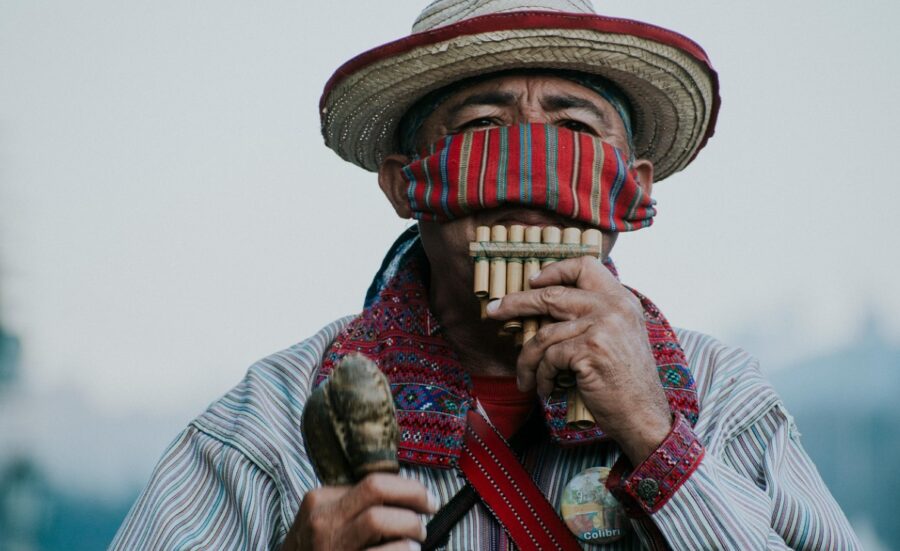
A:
[[606, 412, 705, 516], [316, 237, 699, 469], [401, 123, 656, 231]]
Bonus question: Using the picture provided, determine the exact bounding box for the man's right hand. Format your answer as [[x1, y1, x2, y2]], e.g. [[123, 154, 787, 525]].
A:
[[282, 473, 438, 551]]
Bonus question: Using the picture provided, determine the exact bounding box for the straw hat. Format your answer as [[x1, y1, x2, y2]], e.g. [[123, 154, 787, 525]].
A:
[[320, 0, 720, 181]]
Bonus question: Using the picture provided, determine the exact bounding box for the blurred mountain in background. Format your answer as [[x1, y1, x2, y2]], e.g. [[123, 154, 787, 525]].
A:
[[0, 325, 146, 551], [769, 314, 900, 550], [0, 327, 19, 388]]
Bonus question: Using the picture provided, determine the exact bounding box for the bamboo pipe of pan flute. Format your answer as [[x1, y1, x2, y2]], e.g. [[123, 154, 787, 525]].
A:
[[502, 225, 525, 334], [488, 225, 508, 313], [539, 227, 563, 338], [521, 226, 543, 343], [564, 228, 602, 430], [550, 229, 579, 407], [553, 226, 582, 395], [474, 226, 491, 319]]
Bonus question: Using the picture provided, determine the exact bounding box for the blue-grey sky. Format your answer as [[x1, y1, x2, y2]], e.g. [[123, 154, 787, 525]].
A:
[[1, 1, 899, 494]]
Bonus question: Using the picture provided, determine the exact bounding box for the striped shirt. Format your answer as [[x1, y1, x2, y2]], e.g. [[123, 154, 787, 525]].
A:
[[110, 318, 860, 550]]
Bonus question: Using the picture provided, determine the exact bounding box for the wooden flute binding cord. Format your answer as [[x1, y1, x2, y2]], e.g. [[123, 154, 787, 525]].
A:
[[471, 225, 600, 430]]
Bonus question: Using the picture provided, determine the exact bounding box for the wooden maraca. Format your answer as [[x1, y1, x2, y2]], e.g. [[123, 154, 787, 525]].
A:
[[301, 353, 399, 485]]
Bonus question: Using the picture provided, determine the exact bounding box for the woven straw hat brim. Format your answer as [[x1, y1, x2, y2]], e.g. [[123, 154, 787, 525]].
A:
[[321, 12, 720, 181]]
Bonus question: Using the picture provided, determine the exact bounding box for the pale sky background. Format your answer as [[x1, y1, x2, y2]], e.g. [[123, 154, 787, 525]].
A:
[[1, 0, 899, 496]]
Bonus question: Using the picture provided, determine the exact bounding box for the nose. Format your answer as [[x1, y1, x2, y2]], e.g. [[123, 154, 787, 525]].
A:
[[516, 104, 551, 125]]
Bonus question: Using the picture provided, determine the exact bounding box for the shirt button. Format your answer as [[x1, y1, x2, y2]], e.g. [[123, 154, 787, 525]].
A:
[[637, 478, 660, 501]]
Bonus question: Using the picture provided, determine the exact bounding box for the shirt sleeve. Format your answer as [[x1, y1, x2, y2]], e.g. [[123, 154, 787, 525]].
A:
[[605, 338, 861, 550], [109, 425, 286, 550]]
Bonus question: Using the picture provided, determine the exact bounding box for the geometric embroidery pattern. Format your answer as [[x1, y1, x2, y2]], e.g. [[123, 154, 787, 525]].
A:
[[317, 239, 699, 468]]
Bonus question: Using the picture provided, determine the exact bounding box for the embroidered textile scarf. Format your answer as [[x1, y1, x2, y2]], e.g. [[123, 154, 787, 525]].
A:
[[317, 233, 699, 469], [401, 123, 656, 231]]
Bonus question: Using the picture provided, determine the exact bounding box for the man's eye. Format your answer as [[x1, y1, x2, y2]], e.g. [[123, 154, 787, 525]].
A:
[[457, 118, 499, 131], [558, 120, 597, 135]]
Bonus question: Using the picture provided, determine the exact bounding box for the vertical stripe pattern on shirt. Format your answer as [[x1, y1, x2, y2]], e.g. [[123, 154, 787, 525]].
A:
[[111, 321, 861, 550]]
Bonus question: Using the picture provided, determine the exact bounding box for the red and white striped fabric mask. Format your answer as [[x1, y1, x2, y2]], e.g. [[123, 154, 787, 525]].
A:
[[401, 123, 656, 231]]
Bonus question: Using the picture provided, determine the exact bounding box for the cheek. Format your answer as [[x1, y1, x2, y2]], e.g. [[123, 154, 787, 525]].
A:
[[419, 220, 475, 276], [601, 232, 618, 259], [599, 133, 631, 157], [415, 121, 451, 152]]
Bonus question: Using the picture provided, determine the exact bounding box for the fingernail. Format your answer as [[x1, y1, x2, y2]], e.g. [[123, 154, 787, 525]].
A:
[[486, 300, 500, 313], [427, 491, 440, 513], [409, 540, 422, 551], [516, 377, 525, 392], [529, 270, 541, 280], [419, 519, 428, 541]]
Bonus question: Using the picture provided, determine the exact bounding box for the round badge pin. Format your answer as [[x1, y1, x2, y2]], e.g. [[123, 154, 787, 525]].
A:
[[559, 466, 628, 544]]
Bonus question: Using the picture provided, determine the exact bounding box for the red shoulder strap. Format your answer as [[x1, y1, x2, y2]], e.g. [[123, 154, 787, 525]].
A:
[[459, 409, 583, 551]]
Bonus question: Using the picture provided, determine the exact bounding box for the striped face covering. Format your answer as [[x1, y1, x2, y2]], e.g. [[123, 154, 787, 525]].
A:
[[401, 123, 656, 231]]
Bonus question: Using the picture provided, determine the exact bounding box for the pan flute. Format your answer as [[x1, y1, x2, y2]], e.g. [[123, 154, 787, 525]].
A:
[[470, 224, 599, 430]]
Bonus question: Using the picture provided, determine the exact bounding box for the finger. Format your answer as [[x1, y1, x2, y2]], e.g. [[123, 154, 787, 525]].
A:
[[346, 505, 427, 548], [485, 285, 600, 321], [341, 474, 437, 520], [293, 485, 353, 550], [516, 319, 590, 391], [367, 539, 422, 551], [529, 256, 616, 292], [534, 355, 563, 399], [296, 485, 351, 522], [305, 485, 351, 505], [534, 338, 586, 398]]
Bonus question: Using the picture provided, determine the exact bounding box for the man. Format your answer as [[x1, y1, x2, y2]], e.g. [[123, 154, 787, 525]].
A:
[[111, 1, 860, 549]]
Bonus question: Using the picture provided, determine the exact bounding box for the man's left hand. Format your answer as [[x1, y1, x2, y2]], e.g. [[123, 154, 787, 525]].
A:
[[485, 256, 672, 464]]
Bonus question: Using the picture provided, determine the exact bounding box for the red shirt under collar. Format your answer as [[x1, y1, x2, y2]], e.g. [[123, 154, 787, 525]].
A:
[[470, 375, 536, 439]]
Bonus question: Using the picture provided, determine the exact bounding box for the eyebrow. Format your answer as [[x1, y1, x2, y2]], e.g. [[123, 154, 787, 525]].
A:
[[446, 91, 608, 122], [446, 91, 517, 117], [540, 94, 607, 121]]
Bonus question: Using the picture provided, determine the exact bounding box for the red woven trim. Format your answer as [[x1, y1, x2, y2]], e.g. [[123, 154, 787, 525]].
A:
[[459, 410, 582, 551], [318, 254, 474, 469], [322, 12, 714, 104], [606, 412, 705, 516]]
